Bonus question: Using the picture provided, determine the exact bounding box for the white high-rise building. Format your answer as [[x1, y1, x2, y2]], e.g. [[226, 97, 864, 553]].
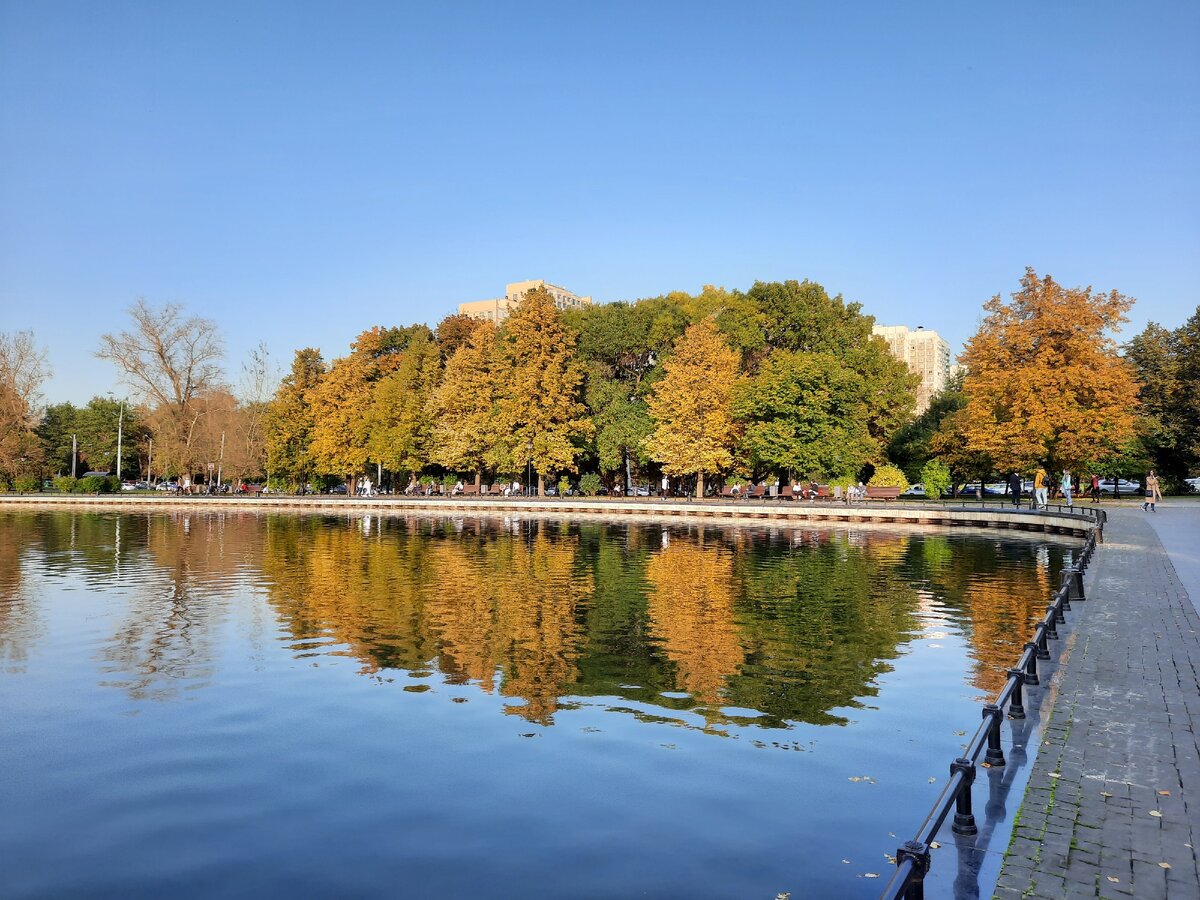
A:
[[458, 280, 593, 324], [872, 324, 952, 414]]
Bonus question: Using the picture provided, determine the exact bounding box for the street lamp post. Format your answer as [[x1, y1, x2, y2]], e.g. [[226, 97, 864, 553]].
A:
[[115, 399, 125, 483], [526, 438, 534, 498]]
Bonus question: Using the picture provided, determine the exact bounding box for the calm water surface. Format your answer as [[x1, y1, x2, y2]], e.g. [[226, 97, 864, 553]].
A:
[[0, 511, 1075, 898]]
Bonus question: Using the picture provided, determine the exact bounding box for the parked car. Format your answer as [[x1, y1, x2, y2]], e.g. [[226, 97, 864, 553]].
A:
[[901, 483, 926, 497], [325, 484, 348, 494], [1098, 478, 1140, 495], [1185, 477, 1200, 493], [121, 481, 151, 491], [156, 481, 180, 492]]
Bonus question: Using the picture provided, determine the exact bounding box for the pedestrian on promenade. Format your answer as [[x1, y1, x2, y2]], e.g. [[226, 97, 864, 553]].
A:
[[1143, 470, 1162, 512], [1089, 472, 1101, 503], [1060, 469, 1073, 507], [1008, 470, 1023, 508], [1034, 466, 1049, 510]]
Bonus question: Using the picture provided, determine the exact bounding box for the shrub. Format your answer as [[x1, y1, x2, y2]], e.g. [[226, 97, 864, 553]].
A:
[[920, 459, 952, 500], [868, 464, 909, 492], [0, 479, 9, 492], [578, 473, 602, 496], [828, 473, 858, 490], [77, 475, 112, 493], [557, 475, 571, 496], [53, 476, 77, 493], [13, 476, 40, 493]]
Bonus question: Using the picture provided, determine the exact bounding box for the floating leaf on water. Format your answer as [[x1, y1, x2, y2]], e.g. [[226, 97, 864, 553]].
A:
[[888, 832, 896, 838], [928, 777, 937, 783], [884, 854, 896, 864], [849, 777, 862, 782], [864, 873, 879, 878], [841, 859, 850, 865]]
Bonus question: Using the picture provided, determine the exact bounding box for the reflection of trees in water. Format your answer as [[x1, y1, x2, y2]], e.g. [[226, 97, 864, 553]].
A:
[[645, 537, 742, 707], [2, 511, 1077, 728], [728, 529, 921, 725], [897, 535, 1061, 695], [0, 514, 41, 670], [96, 513, 253, 700]]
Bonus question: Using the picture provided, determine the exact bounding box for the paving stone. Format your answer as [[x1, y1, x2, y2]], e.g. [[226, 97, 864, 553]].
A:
[[995, 508, 1200, 899]]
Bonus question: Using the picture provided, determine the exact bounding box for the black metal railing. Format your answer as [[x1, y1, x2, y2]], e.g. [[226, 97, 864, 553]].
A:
[[880, 522, 1101, 900], [952, 498, 1108, 525]]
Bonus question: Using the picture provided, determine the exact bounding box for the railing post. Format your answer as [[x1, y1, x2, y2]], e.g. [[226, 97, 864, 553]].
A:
[[1022, 642, 1040, 685], [1054, 588, 1069, 620], [950, 757, 978, 835], [896, 840, 930, 900], [1007, 669, 1026, 719], [983, 704, 1006, 767], [1044, 607, 1059, 641], [1034, 623, 1051, 659], [1066, 565, 1085, 602]]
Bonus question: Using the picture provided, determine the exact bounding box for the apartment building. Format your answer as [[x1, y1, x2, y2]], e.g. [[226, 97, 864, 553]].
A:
[[458, 280, 593, 324], [872, 324, 953, 414]]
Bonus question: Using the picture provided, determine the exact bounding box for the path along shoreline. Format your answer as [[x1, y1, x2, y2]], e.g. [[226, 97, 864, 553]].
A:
[[993, 506, 1200, 899]]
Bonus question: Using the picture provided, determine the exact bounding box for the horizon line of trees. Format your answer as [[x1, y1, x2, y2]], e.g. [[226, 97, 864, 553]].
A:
[[2, 270, 1198, 495]]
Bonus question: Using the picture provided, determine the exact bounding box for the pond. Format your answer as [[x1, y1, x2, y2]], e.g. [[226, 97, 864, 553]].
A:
[[0, 510, 1075, 898]]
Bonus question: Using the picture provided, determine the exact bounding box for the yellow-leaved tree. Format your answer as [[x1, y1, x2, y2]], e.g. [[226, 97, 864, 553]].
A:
[[432, 321, 507, 486], [959, 268, 1141, 472], [368, 331, 442, 476], [644, 318, 742, 497], [498, 287, 593, 496]]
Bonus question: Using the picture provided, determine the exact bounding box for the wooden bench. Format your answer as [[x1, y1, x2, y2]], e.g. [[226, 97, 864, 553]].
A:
[[461, 483, 480, 496], [864, 486, 901, 501], [720, 485, 745, 499]]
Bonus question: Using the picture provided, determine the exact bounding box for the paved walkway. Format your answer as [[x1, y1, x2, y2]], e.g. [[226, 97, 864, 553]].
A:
[[994, 506, 1200, 899]]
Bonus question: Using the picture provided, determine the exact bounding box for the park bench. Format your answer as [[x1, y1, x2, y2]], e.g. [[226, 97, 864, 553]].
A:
[[719, 485, 745, 499], [864, 486, 901, 501], [748, 485, 768, 500], [462, 483, 480, 496]]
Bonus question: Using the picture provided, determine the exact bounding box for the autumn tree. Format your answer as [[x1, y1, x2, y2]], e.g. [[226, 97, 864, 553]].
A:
[[887, 370, 967, 481], [368, 330, 442, 477], [959, 268, 1141, 472], [0, 330, 49, 480], [96, 299, 226, 477], [498, 287, 593, 496], [734, 350, 876, 479], [645, 318, 742, 498], [435, 313, 483, 360], [432, 321, 506, 484], [264, 348, 325, 488], [307, 326, 428, 489]]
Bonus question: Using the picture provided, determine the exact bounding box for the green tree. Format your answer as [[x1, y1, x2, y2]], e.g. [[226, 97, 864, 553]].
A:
[[887, 370, 967, 481], [734, 350, 875, 479], [920, 458, 951, 499], [499, 287, 593, 495], [1126, 307, 1200, 488], [645, 318, 742, 498]]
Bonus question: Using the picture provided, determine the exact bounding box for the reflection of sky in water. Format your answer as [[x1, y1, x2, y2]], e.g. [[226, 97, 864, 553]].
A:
[[0, 511, 1076, 898]]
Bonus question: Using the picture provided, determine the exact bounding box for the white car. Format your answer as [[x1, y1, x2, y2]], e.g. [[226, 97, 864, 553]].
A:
[[901, 483, 926, 497], [121, 481, 151, 491], [1185, 477, 1200, 493]]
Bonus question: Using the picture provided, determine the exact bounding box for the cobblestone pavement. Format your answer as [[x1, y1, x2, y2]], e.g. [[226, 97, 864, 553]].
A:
[[993, 507, 1200, 899]]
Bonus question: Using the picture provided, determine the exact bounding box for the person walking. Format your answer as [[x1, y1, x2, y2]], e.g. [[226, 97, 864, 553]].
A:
[[1008, 470, 1023, 508], [1060, 469, 1073, 507], [1034, 466, 1049, 510], [1089, 472, 1101, 503], [1143, 471, 1162, 512]]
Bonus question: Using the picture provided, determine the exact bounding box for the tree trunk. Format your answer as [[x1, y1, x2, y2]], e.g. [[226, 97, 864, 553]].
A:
[[537, 473, 545, 497], [474, 470, 482, 489], [696, 472, 704, 499]]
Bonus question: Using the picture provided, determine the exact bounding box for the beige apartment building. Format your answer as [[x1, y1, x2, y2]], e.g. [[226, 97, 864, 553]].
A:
[[872, 324, 953, 414], [458, 280, 593, 324]]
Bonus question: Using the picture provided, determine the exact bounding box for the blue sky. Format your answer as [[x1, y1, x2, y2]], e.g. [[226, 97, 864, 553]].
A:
[[2, 1, 1198, 404]]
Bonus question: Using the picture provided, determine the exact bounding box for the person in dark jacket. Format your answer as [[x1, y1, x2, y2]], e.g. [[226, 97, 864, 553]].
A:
[[1008, 471, 1023, 508]]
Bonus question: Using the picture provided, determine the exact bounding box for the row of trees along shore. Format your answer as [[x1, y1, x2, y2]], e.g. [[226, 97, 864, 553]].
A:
[[2, 269, 1198, 496]]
